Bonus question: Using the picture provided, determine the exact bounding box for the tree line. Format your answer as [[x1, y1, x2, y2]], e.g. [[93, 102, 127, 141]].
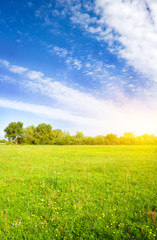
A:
[[2, 121, 157, 145]]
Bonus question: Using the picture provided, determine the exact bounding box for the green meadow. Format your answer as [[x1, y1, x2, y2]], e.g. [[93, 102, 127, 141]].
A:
[[0, 145, 157, 240]]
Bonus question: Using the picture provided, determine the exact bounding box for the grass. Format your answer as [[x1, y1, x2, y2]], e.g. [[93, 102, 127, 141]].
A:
[[0, 145, 157, 239]]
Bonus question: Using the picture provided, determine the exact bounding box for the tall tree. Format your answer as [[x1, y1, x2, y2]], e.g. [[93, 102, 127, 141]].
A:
[[23, 125, 36, 144], [105, 133, 117, 145], [35, 123, 53, 144], [4, 122, 24, 143]]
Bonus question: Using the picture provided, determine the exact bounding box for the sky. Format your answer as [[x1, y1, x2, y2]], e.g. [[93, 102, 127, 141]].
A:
[[0, 0, 157, 139]]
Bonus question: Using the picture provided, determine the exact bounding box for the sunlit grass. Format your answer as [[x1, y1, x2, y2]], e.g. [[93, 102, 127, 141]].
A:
[[0, 145, 157, 239]]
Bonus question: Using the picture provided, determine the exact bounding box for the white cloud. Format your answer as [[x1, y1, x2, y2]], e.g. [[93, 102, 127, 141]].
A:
[[0, 59, 106, 114], [105, 64, 115, 69], [65, 56, 82, 70], [0, 74, 16, 83], [27, 71, 44, 80], [94, 0, 157, 82], [53, 46, 68, 57], [0, 96, 157, 136], [86, 63, 91, 68], [0, 59, 9, 67], [9, 65, 28, 74], [44, 43, 83, 70], [73, 59, 82, 70], [1, 59, 157, 136], [23, 79, 105, 115], [64, 0, 157, 84], [0, 57, 147, 104], [71, 11, 97, 27], [0, 98, 101, 126]]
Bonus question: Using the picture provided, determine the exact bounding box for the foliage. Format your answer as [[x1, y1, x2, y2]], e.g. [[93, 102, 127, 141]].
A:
[[119, 132, 136, 145], [0, 145, 156, 239], [106, 133, 118, 145], [0, 139, 7, 143], [3, 122, 157, 145], [4, 121, 24, 143], [35, 123, 53, 144]]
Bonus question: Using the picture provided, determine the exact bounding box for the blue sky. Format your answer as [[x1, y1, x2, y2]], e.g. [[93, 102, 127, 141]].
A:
[[0, 0, 157, 139]]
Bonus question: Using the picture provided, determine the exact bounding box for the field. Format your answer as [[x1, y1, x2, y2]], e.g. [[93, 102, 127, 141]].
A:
[[0, 145, 157, 240]]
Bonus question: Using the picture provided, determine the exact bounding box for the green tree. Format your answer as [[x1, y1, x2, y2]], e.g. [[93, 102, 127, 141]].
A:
[[105, 133, 117, 145], [23, 125, 36, 144], [52, 129, 64, 138], [4, 122, 24, 143], [119, 132, 136, 145], [52, 130, 70, 145], [84, 136, 95, 145], [94, 135, 106, 145], [74, 131, 84, 145], [136, 134, 156, 145], [35, 123, 53, 144], [75, 131, 84, 139]]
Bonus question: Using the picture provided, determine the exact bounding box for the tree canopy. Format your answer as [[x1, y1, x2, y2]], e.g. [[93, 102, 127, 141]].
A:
[[4, 122, 24, 143], [3, 122, 157, 145]]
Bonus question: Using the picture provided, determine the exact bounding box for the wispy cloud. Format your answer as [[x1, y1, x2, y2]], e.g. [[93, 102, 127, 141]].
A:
[[43, 42, 124, 91], [0, 98, 99, 126], [0, 59, 9, 67], [1, 1, 157, 137], [37, 1, 153, 94], [9, 65, 28, 74], [71, 11, 97, 27], [44, 43, 82, 70], [93, 0, 157, 82], [65, 56, 82, 70], [0, 59, 157, 136], [0, 55, 153, 105], [27, 70, 44, 80], [0, 95, 156, 136], [34, 0, 157, 84], [53, 46, 68, 57], [44, 44, 68, 57], [0, 74, 16, 83], [36, 1, 149, 91], [54, 0, 157, 84], [0, 59, 106, 114]]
